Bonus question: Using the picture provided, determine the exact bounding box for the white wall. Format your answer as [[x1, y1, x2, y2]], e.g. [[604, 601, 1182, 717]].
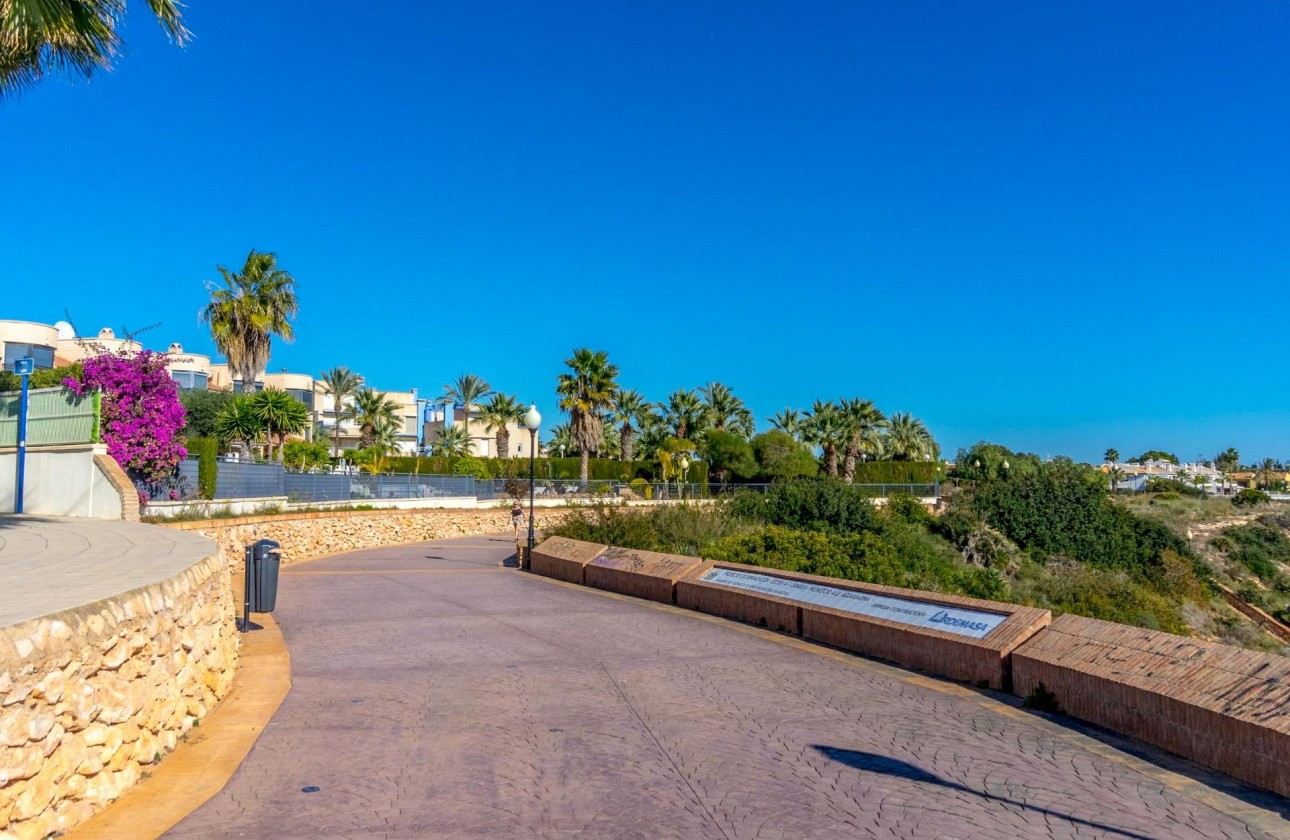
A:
[[0, 444, 123, 518]]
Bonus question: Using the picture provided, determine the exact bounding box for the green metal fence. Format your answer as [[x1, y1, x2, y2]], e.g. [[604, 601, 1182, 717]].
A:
[[0, 387, 100, 447]]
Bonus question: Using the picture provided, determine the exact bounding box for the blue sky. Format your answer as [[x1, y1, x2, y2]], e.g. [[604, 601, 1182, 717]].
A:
[[3, 1, 1288, 463]]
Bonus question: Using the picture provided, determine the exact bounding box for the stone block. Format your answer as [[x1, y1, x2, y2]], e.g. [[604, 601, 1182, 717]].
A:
[[583, 547, 705, 605], [1012, 613, 1290, 799], [530, 536, 606, 585]]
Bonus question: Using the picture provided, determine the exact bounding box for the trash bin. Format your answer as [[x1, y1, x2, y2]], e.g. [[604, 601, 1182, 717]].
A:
[[250, 539, 282, 612], [241, 539, 281, 631]]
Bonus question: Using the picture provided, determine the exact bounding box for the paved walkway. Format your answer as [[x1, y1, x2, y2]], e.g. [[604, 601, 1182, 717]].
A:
[[0, 515, 214, 626], [167, 536, 1288, 839]]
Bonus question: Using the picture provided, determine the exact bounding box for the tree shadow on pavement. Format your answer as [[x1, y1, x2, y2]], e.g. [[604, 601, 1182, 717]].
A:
[[812, 746, 1158, 840]]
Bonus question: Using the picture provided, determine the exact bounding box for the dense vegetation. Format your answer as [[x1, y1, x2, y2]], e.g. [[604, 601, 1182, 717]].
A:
[[549, 450, 1225, 635]]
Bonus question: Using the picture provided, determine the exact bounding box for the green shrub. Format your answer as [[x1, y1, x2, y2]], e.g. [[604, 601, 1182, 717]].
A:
[[704, 522, 1007, 600], [1144, 477, 1206, 498], [1011, 559, 1187, 634], [971, 460, 1190, 575], [186, 436, 218, 499], [451, 456, 491, 479], [1233, 488, 1271, 507], [885, 493, 932, 526], [0, 363, 83, 393], [180, 389, 237, 440], [283, 439, 330, 470], [1154, 492, 1180, 501], [546, 505, 666, 552], [744, 479, 880, 534], [1219, 520, 1290, 583]]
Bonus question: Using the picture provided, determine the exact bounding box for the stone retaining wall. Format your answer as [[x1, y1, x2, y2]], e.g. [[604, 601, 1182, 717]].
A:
[[0, 553, 236, 840], [159, 506, 577, 569]]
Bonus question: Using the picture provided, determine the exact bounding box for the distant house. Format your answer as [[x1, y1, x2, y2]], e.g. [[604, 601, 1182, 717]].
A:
[[1100, 459, 1225, 493]]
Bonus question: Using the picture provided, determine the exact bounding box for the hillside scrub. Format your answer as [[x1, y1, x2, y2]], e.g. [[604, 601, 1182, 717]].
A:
[[547, 470, 1247, 640]]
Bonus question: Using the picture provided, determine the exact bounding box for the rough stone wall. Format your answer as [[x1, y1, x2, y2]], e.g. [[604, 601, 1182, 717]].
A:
[[0, 553, 236, 840], [161, 507, 576, 569]]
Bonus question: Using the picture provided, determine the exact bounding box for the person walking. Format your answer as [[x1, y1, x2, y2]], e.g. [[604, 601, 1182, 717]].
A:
[[511, 500, 524, 543]]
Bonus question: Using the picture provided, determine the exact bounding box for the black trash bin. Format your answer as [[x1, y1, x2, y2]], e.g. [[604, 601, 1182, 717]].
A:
[[241, 539, 282, 631]]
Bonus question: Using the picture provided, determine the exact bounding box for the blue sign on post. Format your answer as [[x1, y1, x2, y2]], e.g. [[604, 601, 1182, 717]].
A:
[[14, 357, 33, 513]]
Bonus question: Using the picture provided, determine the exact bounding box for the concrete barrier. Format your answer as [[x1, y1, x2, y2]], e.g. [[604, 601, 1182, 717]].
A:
[[677, 562, 803, 634], [530, 536, 607, 584], [583, 546, 706, 604], [1011, 614, 1290, 798]]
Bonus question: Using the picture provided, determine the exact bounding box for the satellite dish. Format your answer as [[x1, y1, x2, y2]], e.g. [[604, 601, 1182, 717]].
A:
[[53, 321, 76, 340]]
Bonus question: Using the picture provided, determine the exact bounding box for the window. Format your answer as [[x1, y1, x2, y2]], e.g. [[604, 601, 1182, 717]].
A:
[[171, 370, 209, 390], [4, 342, 55, 371], [232, 380, 264, 394], [286, 388, 315, 409]]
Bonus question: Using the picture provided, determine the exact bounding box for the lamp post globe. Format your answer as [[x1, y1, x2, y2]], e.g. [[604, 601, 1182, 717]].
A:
[[522, 404, 541, 569]]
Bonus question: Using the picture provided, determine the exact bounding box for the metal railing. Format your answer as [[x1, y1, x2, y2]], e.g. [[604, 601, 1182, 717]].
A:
[[0, 387, 99, 447]]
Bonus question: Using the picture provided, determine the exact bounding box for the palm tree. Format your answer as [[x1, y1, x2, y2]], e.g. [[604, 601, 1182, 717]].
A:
[[440, 374, 492, 456], [1254, 457, 1280, 490], [768, 408, 804, 441], [802, 400, 847, 477], [214, 396, 264, 460], [701, 382, 754, 438], [201, 250, 299, 391], [1104, 448, 1121, 491], [318, 366, 363, 457], [352, 389, 401, 449], [633, 410, 669, 461], [662, 389, 705, 440], [430, 425, 471, 457], [480, 393, 523, 458], [248, 389, 309, 462], [1215, 447, 1240, 493], [369, 417, 405, 456], [884, 412, 938, 461], [611, 388, 649, 462], [1, 0, 189, 97], [556, 348, 619, 486], [544, 423, 576, 458], [840, 398, 886, 483]]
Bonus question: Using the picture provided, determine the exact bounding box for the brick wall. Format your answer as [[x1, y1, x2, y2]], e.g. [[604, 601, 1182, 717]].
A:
[[1011, 614, 1290, 798], [582, 546, 706, 604]]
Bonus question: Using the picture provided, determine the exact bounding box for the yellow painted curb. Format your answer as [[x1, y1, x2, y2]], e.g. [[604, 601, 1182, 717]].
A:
[[65, 613, 291, 840]]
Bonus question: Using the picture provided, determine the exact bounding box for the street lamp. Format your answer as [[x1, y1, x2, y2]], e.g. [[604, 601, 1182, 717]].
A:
[[679, 455, 690, 501], [522, 403, 542, 569], [12, 357, 34, 514]]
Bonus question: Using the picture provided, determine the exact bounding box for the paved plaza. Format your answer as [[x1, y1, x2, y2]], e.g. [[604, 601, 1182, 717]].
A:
[[0, 515, 214, 626], [166, 536, 1288, 839]]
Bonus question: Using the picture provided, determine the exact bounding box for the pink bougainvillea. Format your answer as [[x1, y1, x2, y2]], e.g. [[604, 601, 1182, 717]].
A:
[[65, 350, 187, 482]]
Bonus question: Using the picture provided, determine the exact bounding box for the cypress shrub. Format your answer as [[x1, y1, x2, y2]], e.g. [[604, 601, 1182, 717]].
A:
[[187, 436, 219, 499]]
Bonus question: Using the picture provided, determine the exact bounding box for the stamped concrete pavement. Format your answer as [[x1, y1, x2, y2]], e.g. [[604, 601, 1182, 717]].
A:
[[166, 536, 1289, 839]]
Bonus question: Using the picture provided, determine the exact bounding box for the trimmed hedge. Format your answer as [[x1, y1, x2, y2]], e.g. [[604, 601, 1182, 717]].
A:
[[379, 456, 708, 484], [847, 461, 940, 484], [187, 436, 219, 499]]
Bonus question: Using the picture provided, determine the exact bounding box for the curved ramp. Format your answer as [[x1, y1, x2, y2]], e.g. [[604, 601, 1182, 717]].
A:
[[166, 536, 1287, 839]]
